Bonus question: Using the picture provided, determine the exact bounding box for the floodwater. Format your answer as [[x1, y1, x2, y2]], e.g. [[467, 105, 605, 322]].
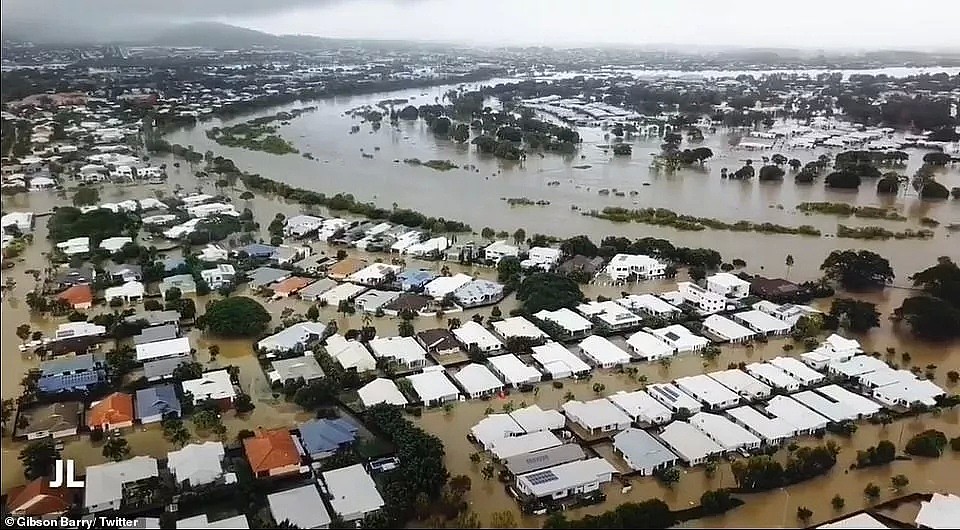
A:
[[162, 74, 960, 281]]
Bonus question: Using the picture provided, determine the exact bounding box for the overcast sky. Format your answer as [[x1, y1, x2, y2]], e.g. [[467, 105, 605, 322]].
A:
[[4, 0, 960, 49]]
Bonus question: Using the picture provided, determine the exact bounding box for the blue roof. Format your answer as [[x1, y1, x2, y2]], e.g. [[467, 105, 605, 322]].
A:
[[398, 269, 437, 289], [163, 258, 187, 272], [299, 418, 358, 455], [135, 384, 181, 419], [38, 370, 103, 393], [40, 353, 98, 376], [240, 243, 277, 258]]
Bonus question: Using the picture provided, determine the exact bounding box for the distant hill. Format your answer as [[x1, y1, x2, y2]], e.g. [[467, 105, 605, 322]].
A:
[[151, 22, 291, 48]]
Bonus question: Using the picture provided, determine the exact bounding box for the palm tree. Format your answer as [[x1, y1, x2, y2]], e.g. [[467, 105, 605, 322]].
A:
[[785, 254, 795, 277], [563, 391, 575, 402]]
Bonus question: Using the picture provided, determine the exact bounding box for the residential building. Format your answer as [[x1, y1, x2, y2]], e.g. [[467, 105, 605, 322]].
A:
[[748, 276, 802, 301], [104, 281, 145, 303], [509, 404, 566, 433], [200, 264, 236, 289], [613, 428, 678, 476], [649, 325, 710, 353], [531, 341, 591, 380], [317, 283, 367, 306], [38, 353, 105, 394], [397, 269, 437, 292], [608, 390, 673, 427], [160, 274, 197, 297], [181, 370, 236, 409], [745, 362, 802, 392], [271, 245, 310, 266], [321, 464, 385, 522], [325, 334, 377, 372], [470, 415, 525, 449], [504, 444, 586, 477], [167, 442, 232, 488], [284, 215, 324, 237], [452, 321, 503, 353], [299, 278, 338, 302], [5, 477, 72, 517], [708, 369, 772, 401], [733, 309, 793, 336], [487, 353, 543, 387], [801, 334, 862, 369], [354, 289, 400, 313], [762, 396, 829, 435], [243, 429, 302, 478], [358, 378, 408, 407], [702, 314, 756, 343], [257, 322, 326, 354], [873, 378, 945, 408], [915, 493, 960, 530], [247, 267, 292, 289], [416, 328, 462, 356], [1, 211, 34, 232], [515, 458, 617, 501], [84, 456, 159, 513], [143, 357, 189, 383], [490, 431, 564, 460], [269, 355, 325, 384], [406, 369, 461, 406], [673, 282, 726, 314], [453, 279, 505, 307], [326, 258, 367, 281], [657, 421, 724, 465], [534, 308, 593, 340], [828, 355, 889, 379], [15, 401, 82, 440], [616, 294, 680, 319], [403, 236, 449, 258], [578, 335, 631, 368], [135, 385, 181, 424], [767, 356, 825, 386], [689, 412, 761, 452], [368, 336, 427, 370], [557, 255, 605, 278], [675, 375, 742, 411], [197, 244, 229, 263], [576, 300, 642, 331], [726, 406, 796, 446], [271, 276, 313, 297], [99, 236, 133, 253], [521, 247, 562, 271], [647, 383, 702, 415], [792, 385, 881, 422], [604, 253, 666, 281], [348, 263, 401, 286], [706, 272, 751, 299], [563, 399, 632, 435], [267, 485, 331, 530], [453, 363, 504, 398], [493, 316, 548, 341], [423, 273, 473, 299], [133, 324, 179, 346], [135, 336, 191, 363], [57, 283, 93, 311], [484, 240, 519, 263], [298, 418, 358, 460]]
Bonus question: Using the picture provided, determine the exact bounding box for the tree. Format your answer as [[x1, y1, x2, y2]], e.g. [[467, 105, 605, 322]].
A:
[[481, 227, 495, 240], [864, 483, 881, 499], [831, 494, 845, 510], [197, 296, 271, 337], [909, 257, 960, 307], [758, 165, 785, 180], [19, 440, 60, 479], [162, 416, 191, 447], [592, 382, 606, 395], [16, 324, 31, 342], [891, 474, 909, 491], [453, 510, 482, 529], [240, 191, 255, 200], [785, 254, 794, 275], [825, 170, 862, 189], [829, 298, 881, 333], [306, 305, 319, 321], [497, 256, 522, 287], [904, 429, 947, 457], [192, 409, 221, 431], [560, 235, 598, 257], [512, 228, 526, 246], [656, 466, 681, 486], [452, 123, 470, 143], [820, 250, 894, 290], [490, 510, 518, 528], [789, 158, 802, 171], [1, 399, 14, 433], [235, 393, 255, 414], [688, 265, 707, 282], [164, 287, 182, 302], [797, 507, 813, 522], [516, 273, 584, 314], [398, 316, 415, 337], [948, 370, 959, 383], [896, 296, 960, 340], [700, 489, 735, 515], [449, 474, 472, 498], [72, 186, 101, 206], [102, 437, 131, 461]]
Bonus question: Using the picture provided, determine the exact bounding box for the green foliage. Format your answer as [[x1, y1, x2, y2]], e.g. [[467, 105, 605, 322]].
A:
[[541, 498, 674, 529], [19, 440, 60, 479], [516, 272, 584, 314], [102, 437, 131, 461], [47, 207, 140, 246], [864, 482, 881, 498], [855, 440, 896, 468], [72, 186, 100, 206], [904, 429, 947, 457], [497, 256, 522, 288], [198, 296, 271, 337], [829, 298, 881, 332], [820, 249, 895, 290]]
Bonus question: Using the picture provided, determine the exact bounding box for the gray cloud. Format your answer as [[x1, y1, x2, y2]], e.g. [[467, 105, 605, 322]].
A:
[[1, 0, 340, 21]]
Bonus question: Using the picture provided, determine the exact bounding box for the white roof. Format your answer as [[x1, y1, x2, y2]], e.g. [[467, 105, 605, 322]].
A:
[[271, 355, 325, 382], [490, 430, 563, 459], [703, 314, 755, 341], [658, 421, 723, 463], [830, 355, 889, 377], [534, 308, 592, 333], [650, 325, 710, 352], [859, 368, 917, 389], [792, 385, 879, 422], [135, 337, 190, 362], [406, 370, 460, 402], [690, 412, 761, 450], [745, 362, 802, 390], [358, 378, 407, 407], [817, 385, 882, 416], [824, 333, 863, 353], [916, 493, 960, 529], [348, 262, 401, 284], [708, 369, 772, 399], [84, 456, 159, 509], [325, 334, 377, 372], [517, 458, 617, 498], [707, 272, 750, 289], [424, 273, 473, 298], [531, 341, 591, 377], [470, 414, 525, 448], [562, 399, 632, 430], [675, 374, 741, 408], [617, 294, 679, 314], [874, 378, 944, 407], [608, 390, 673, 425], [726, 406, 796, 441], [181, 370, 236, 404], [453, 364, 503, 395], [267, 485, 331, 529], [322, 464, 385, 520], [734, 310, 792, 333], [453, 321, 503, 350], [257, 322, 326, 352], [493, 316, 547, 339], [578, 335, 630, 365], [176, 515, 249, 529], [318, 283, 366, 304], [167, 442, 226, 487], [764, 395, 830, 432], [368, 336, 427, 366], [576, 300, 642, 327], [625, 331, 674, 359], [648, 383, 702, 413], [488, 354, 542, 385], [768, 356, 826, 385], [818, 513, 890, 529], [509, 404, 566, 433]]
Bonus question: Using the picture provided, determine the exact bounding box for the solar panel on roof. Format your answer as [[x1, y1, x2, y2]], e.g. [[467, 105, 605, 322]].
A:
[[664, 331, 680, 340], [524, 469, 559, 485]]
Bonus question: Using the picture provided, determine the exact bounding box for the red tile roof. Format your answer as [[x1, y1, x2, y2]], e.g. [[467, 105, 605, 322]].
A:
[[271, 276, 313, 295], [58, 284, 93, 307], [243, 429, 300, 475], [87, 392, 134, 428], [5, 477, 72, 516]]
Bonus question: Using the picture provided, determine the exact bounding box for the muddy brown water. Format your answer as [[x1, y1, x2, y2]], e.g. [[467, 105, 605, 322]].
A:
[[2, 161, 958, 528]]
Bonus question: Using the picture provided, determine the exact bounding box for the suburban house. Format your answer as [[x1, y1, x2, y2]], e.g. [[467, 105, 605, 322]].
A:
[[316, 283, 366, 306], [625, 330, 675, 361], [533, 308, 593, 341], [325, 334, 378, 372], [326, 258, 367, 281], [521, 246, 562, 271], [159, 275, 197, 297], [257, 322, 326, 354], [767, 356, 825, 387], [607, 390, 673, 427], [180, 370, 237, 409], [800, 334, 862, 369], [689, 412, 762, 452], [514, 458, 618, 501], [557, 255, 605, 278], [791, 385, 881, 422], [135, 384, 181, 424], [271, 245, 310, 266], [484, 240, 520, 263], [744, 362, 802, 392], [578, 335, 631, 368], [58, 284, 93, 309], [270, 276, 314, 297], [531, 342, 591, 380], [452, 363, 504, 398], [616, 294, 680, 320], [200, 264, 236, 289], [298, 278, 338, 302], [613, 428, 678, 476], [267, 485, 331, 530], [167, 442, 234, 488], [452, 321, 503, 353], [493, 316, 548, 341], [510, 404, 566, 433], [487, 354, 543, 387], [105, 263, 142, 283], [453, 279, 505, 307], [347, 263, 401, 287], [603, 253, 667, 281], [872, 378, 945, 408], [763, 396, 830, 435], [368, 336, 427, 371], [726, 406, 796, 446], [37, 353, 105, 393], [84, 456, 159, 513], [321, 464, 385, 522], [197, 244, 229, 263], [15, 401, 82, 441], [657, 421, 723, 465], [133, 324, 179, 347], [503, 444, 586, 478], [753, 300, 820, 327], [354, 289, 400, 313], [243, 429, 303, 478], [675, 374, 742, 411], [397, 269, 437, 292], [672, 282, 726, 314], [733, 309, 792, 336], [87, 392, 135, 431], [135, 336, 191, 363], [563, 399, 632, 435], [298, 418, 358, 460], [5, 477, 73, 517], [246, 267, 292, 289], [708, 369, 772, 401], [706, 272, 751, 299], [647, 383, 702, 416], [284, 215, 324, 237], [648, 325, 710, 353], [357, 378, 408, 408], [104, 281, 145, 303], [470, 414, 525, 449], [702, 314, 756, 343], [423, 273, 473, 299], [416, 328, 462, 357], [576, 300, 642, 332], [749, 276, 802, 301], [406, 369, 461, 406], [269, 355, 325, 384]]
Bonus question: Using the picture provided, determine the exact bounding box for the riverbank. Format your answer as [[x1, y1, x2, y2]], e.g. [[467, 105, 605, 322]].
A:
[[205, 107, 316, 155]]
